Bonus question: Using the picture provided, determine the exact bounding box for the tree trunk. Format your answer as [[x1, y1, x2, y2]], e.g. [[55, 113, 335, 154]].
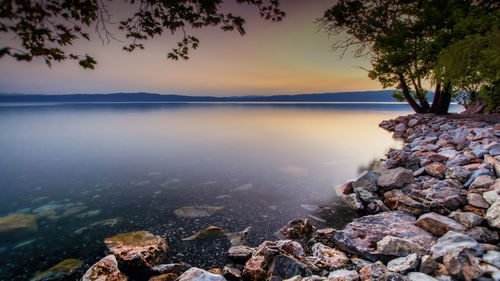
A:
[[430, 83, 452, 114], [437, 83, 452, 114], [399, 73, 424, 113], [411, 78, 431, 111], [430, 83, 442, 113]]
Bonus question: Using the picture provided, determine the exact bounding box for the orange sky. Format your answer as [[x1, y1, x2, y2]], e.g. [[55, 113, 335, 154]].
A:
[[0, 0, 382, 96]]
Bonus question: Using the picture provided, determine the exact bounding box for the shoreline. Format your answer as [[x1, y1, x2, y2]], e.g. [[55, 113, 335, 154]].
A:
[[30, 113, 500, 281]]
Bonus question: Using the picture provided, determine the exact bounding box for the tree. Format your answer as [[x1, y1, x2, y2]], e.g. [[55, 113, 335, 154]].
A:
[[435, 10, 500, 112], [318, 0, 499, 114], [0, 0, 284, 69]]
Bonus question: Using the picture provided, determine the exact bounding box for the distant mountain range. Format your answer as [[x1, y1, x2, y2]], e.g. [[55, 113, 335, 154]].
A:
[[0, 90, 410, 103]]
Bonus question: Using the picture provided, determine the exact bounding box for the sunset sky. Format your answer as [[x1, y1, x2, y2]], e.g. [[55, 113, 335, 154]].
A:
[[0, 0, 381, 96]]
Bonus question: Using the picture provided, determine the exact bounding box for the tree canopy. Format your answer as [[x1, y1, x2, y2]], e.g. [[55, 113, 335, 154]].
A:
[[0, 0, 284, 69], [319, 0, 499, 114]]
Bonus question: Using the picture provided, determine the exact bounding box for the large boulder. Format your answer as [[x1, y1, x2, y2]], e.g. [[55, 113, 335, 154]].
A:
[[81, 255, 128, 281], [377, 168, 414, 190], [177, 267, 226, 281], [0, 213, 37, 240], [334, 211, 436, 262], [104, 231, 169, 269], [415, 212, 467, 237]]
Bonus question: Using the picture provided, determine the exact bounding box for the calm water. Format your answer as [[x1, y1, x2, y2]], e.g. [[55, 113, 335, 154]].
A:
[[0, 102, 412, 280]]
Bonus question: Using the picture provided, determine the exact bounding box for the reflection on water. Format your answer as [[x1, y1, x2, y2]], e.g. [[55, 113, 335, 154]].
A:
[[0, 102, 409, 280]]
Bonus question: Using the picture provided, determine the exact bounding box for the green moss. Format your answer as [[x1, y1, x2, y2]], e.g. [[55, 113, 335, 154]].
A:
[[182, 226, 226, 240], [105, 231, 156, 246], [0, 214, 37, 240], [31, 258, 83, 280]]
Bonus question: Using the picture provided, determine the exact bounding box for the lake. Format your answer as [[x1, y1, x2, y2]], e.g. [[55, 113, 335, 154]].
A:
[[0, 102, 414, 280]]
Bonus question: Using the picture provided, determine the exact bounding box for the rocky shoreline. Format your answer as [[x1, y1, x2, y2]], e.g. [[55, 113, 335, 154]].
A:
[[28, 113, 500, 281]]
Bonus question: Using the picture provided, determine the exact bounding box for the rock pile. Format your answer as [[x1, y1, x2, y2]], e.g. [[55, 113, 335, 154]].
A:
[[79, 113, 500, 281]]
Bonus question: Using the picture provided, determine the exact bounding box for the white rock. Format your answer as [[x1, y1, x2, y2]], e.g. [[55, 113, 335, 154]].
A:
[[484, 191, 499, 205], [178, 267, 226, 281]]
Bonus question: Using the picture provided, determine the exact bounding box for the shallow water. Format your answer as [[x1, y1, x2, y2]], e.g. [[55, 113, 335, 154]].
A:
[[0, 102, 413, 280]]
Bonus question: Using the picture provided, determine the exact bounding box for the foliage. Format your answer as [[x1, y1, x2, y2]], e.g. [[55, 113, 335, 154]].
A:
[[319, 0, 499, 114], [0, 0, 284, 69], [435, 9, 500, 111]]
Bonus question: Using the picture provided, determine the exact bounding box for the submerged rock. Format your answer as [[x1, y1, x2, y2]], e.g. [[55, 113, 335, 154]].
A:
[[149, 273, 178, 281], [31, 258, 83, 281], [104, 231, 169, 269], [227, 226, 251, 246], [174, 206, 224, 218], [182, 226, 226, 241], [177, 267, 226, 281], [81, 255, 128, 281], [73, 217, 121, 235], [334, 211, 436, 262], [182, 226, 250, 246], [0, 213, 37, 240]]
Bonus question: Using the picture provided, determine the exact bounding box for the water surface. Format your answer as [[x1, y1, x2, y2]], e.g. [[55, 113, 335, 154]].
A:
[[0, 102, 410, 280]]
